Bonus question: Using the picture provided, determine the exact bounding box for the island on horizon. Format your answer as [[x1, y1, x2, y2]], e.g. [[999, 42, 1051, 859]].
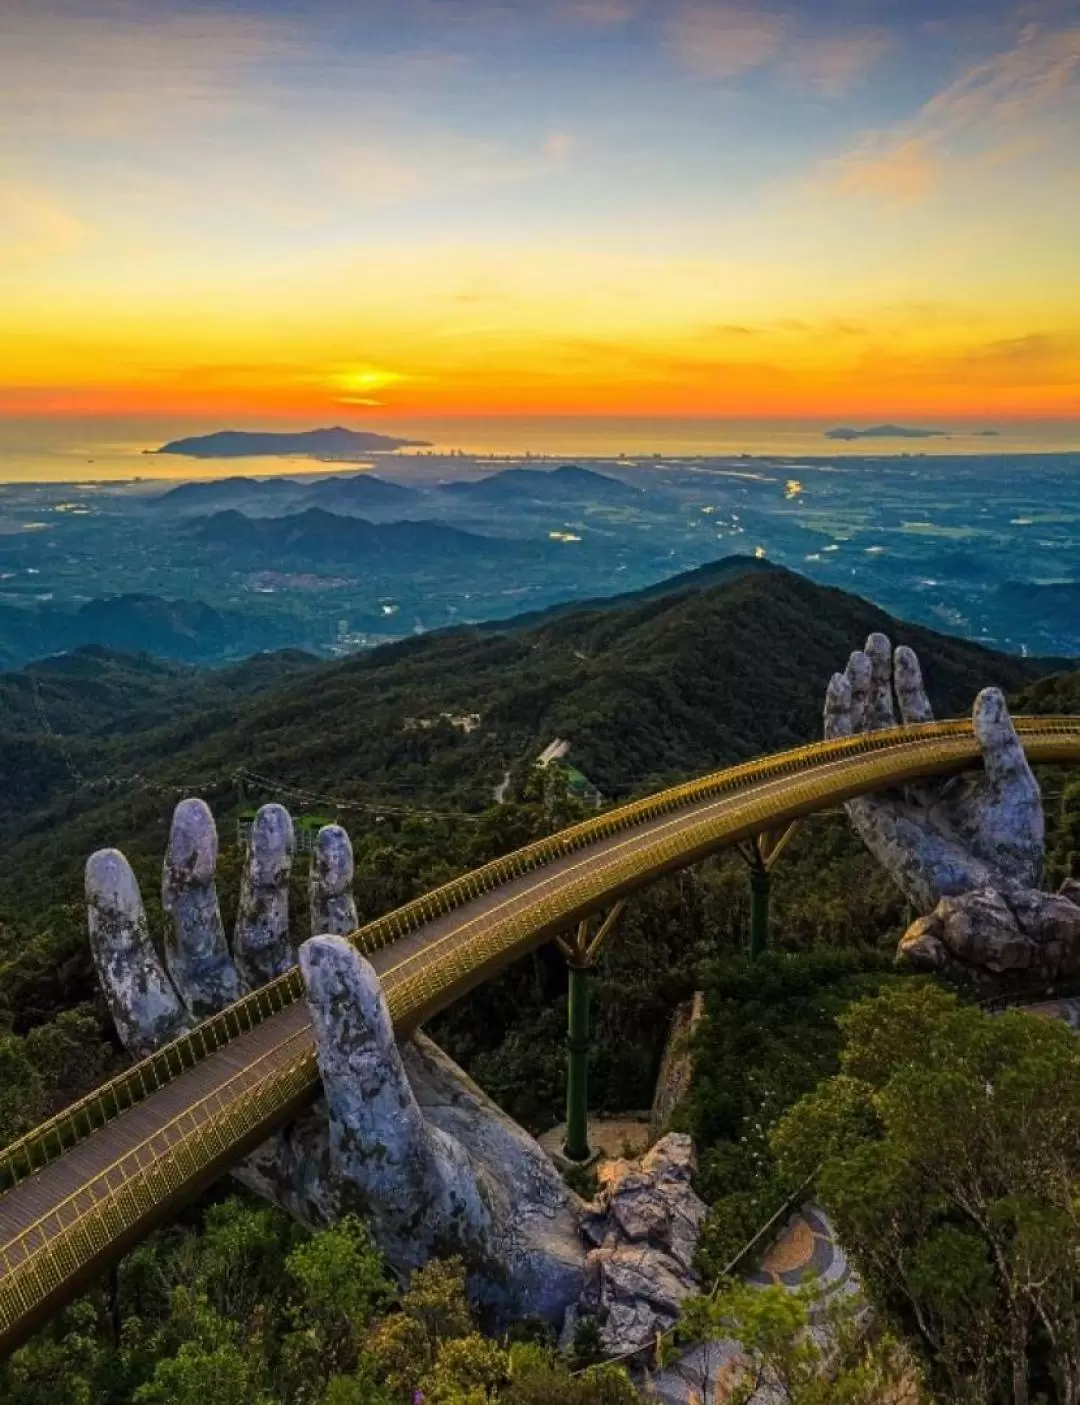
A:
[[825, 423, 948, 441], [149, 426, 430, 459]]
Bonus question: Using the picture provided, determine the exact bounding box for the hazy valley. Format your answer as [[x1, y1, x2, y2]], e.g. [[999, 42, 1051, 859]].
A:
[[0, 448, 1077, 671]]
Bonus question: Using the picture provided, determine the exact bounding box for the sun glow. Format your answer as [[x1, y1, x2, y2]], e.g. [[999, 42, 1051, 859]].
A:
[[0, 3, 1076, 427], [330, 366, 407, 396]]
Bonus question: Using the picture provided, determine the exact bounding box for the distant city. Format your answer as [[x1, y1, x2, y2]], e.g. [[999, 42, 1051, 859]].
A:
[[0, 435, 1076, 668]]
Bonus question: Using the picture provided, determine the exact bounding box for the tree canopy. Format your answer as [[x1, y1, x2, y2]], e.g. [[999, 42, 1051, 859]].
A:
[[773, 985, 1080, 1405]]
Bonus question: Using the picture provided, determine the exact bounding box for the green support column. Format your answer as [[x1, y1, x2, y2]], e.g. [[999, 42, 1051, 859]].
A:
[[748, 866, 771, 957], [556, 902, 624, 1164], [563, 963, 592, 1163]]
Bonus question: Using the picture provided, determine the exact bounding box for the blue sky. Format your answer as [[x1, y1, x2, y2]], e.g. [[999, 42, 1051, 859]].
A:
[[1, 0, 1077, 420]]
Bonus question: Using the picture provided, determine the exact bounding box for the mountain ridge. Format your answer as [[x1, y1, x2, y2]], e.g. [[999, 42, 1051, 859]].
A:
[[0, 561, 1060, 900], [189, 506, 550, 563]]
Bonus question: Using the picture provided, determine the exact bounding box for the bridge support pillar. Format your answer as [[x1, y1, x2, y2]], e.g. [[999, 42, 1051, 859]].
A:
[[564, 964, 592, 1163], [554, 900, 626, 1165], [748, 867, 771, 958], [736, 823, 798, 958]]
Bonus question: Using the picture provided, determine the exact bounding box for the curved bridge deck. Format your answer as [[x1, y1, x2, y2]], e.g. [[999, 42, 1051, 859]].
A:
[[2, 716, 1079, 1353]]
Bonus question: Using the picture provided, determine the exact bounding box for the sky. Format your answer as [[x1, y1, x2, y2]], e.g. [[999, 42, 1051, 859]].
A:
[[1, 0, 1078, 427]]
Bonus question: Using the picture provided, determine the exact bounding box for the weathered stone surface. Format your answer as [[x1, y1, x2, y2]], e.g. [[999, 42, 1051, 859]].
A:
[[825, 637, 1080, 983], [300, 936, 495, 1269], [85, 801, 608, 1330], [579, 1134, 707, 1354], [938, 887, 1033, 971], [404, 1031, 585, 1324], [230, 1106, 338, 1227], [650, 992, 704, 1141], [582, 1243, 692, 1346], [824, 636, 1044, 913], [897, 914, 949, 970], [1032, 896, 1080, 977], [162, 798, 241, 1016], [86, 848, 189, 1056], [899, 886, 1080, 980], [234, 803, 295, 988], [310, 824, 359, 938]]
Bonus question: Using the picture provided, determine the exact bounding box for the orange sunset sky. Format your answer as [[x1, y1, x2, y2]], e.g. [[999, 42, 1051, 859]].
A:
[[1, 0, 1078, 426]]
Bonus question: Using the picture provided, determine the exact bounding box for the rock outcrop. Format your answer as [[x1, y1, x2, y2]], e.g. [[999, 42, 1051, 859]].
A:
[[898, 881, 1080, 981], [578, 1133, 708, 1355]]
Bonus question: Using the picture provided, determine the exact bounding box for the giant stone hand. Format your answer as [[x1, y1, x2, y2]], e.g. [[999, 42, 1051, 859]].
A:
[[824, 635, 1080, 978], [86, 800, 584, 1325]]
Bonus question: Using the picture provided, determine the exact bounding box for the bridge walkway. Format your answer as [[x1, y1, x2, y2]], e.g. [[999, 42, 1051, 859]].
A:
[[2, 716, 1079, 1354], [0, 783, 807, 1265]]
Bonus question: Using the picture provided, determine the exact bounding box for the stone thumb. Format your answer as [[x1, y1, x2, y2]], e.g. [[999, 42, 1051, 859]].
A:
[[972, 688, 1035, 788], [299, 935, 491, 1261]]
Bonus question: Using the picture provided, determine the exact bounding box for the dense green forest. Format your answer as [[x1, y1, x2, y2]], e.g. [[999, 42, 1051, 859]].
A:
[[1, 560, 1079, 1401]]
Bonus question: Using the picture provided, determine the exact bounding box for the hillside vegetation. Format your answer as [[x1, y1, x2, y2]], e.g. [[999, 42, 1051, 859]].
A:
[[0, 560, 1048, 878], [1, 560, 1079, 1402]]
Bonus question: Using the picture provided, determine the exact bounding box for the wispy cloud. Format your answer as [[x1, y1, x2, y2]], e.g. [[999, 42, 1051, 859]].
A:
[[920, 21, 1080, 129], [0, 4, 305, 139], [0, 182, 90, 264], [665, 3, 887, 92], [824, 20, 1080, 205], [788, 29, 893, 98], [830, 137, 942, 208], [668, 3, 789, 79], [948, 331, 1080, 386]]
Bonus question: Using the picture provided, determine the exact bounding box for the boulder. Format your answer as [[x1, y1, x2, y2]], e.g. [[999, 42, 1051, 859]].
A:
[[897, 914, 948, 970], [939, 887, 1033, 971], [579, 1133, 707, 1355], [898, 884, 1080, 981]]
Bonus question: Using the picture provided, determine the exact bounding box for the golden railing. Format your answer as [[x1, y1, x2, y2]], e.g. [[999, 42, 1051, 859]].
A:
[[0, 1025, 318, 1344], [0, 975, 302, 1194], [4, 715, 1079, 1200], [1, 714, 1079, 1355]]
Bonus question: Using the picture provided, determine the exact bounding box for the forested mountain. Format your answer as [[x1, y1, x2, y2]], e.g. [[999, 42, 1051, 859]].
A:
[[148, 475, 308, 513], [436, 464, 643, 505], [149, 472, 422, 518], [189, 507, 547, 564], [0, 645, 319, 736], [0, 561, 1054, 896], [298, 474, 422, 514], [0, 593, 290, 671], [2, 558, 1078, 1403]]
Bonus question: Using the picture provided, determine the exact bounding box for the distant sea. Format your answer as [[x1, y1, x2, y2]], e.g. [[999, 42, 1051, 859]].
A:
[[1, 416, 1079, 483]]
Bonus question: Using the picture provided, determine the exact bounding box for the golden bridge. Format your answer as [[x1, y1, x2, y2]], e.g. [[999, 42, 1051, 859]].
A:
[[2, 716, 1080, 1355]]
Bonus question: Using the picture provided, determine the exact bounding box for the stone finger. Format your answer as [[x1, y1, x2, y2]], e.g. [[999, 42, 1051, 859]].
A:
[[864, 632, 896, 729], [310, 824, 359, 938], [972, 688, 1035, 788], [235, 803, 295, 989], [844, 650, 872, 732], [86, 849, 190, 1056], [162, 798, 242, 1017], [894, 646, 934, 725], [823, 672, 853, 740], [300, 935, 491, 1267]]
